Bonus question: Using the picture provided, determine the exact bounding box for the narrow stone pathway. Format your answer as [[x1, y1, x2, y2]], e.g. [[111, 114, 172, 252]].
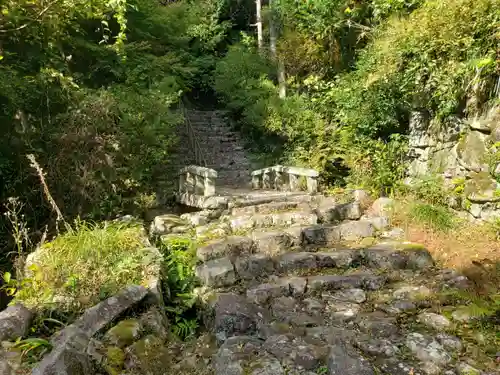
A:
[[147, 192, 497, 375], [185, 109, 253, 189]]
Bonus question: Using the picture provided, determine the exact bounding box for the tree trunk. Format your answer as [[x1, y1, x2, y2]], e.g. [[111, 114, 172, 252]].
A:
[[268, 0, 286, 98], [256, 0, 263, 52]]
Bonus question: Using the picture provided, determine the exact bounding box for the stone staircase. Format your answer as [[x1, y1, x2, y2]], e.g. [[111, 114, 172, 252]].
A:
[[148, 191, 492, 375], [185, 109, 253, 189]]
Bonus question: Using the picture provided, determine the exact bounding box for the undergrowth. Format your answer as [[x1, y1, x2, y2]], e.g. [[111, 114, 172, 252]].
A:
[[12, 220, 157, 313], [158, 235, 200, 340]]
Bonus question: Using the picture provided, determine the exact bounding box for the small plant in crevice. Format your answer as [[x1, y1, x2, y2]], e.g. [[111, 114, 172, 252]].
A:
[[159, 235, 200, 340]]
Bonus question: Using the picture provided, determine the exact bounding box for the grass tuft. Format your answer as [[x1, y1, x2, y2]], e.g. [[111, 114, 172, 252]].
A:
[[15, 220, 157, 312], [408, 202, 456, 232]]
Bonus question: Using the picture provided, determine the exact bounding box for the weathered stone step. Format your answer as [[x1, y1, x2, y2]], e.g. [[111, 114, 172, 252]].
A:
[[229, 201, 304, 216], [246, 272, 386, 304], [195, 244, 434, 288], [226, 211, 318, 232]]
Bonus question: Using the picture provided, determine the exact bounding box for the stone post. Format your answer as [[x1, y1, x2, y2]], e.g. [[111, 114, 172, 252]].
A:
[[263, 171, 272, 189], [186, 172, 195, 194], [194, 174, 205, 195], [204, 176, 216, 197], [179, 173, 186, 194], [289, 174, 299, 191], [306, 177, 318, 193], [252, 174, 261, 189]]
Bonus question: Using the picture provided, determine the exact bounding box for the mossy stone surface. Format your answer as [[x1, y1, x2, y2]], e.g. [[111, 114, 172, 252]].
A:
[[104, 319, 143, 348]]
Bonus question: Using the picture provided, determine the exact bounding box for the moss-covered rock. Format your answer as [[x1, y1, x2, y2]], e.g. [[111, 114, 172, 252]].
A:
[[104, 319, 143, 348], [105, 346, 126, 375]]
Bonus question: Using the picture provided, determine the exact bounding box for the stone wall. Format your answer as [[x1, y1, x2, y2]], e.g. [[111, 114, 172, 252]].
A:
[[407, 106, 500, 221]]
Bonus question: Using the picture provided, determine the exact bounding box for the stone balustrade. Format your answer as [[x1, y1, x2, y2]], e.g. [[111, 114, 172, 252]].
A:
[[251, 165, 319, 193], [178, 165, 217, 197]]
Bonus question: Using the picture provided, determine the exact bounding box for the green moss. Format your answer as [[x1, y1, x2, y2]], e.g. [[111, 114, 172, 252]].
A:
[[105, 346, 125, 375], [105, 319, 142, 348]]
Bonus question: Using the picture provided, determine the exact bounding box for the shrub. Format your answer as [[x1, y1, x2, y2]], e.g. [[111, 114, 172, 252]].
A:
[[14, 221, 157, 313]]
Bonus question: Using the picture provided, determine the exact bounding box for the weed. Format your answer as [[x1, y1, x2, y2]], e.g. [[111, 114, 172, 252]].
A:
[[408, 202, 456, 232], [12, 337, 52, 363]]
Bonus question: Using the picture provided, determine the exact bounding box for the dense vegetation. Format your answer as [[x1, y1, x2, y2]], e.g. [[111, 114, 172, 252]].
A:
[[0, 0, 499, 364]]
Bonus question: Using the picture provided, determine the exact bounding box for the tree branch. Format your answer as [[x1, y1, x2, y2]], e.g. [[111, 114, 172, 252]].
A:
[[0, 1, 59, 33]]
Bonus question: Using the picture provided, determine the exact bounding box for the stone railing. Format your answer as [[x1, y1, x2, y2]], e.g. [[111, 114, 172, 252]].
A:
[[251, 165, 319, 193], [178, 165, 217, 197]]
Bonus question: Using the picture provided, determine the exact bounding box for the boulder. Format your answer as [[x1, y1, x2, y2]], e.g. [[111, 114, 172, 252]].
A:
[[0, 304, 33, 341], [302, 225, 341, 245], [339, 221, 374, 241], [150, 214, 190, 236], [103, 319, 142, 348], [252, 231, 292, 256]]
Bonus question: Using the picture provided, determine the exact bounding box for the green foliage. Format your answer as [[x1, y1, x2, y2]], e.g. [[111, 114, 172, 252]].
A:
[[412, 176, 449, 206], [14, 220, 156, 312], [159, 236, 199, 340], [409, 202, 456, 231]]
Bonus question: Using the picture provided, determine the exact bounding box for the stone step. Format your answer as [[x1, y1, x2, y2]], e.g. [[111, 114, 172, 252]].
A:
[[230, 201, 304, 216], [226, 211, 318, 232], [195, 243, 434, 288]]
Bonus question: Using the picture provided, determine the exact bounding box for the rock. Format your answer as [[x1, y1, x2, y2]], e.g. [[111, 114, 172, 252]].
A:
[[235, 254, 275, 280], [195, 257, 236, 287], [353, 190, 371, 208], [379, 300, 417, 315], [302, 225, 341, 245], [362, 216, 390, 231], [393, 285, 432, 301], [436, 333, 462, 351], [248, 355, 286, 375], [197, 236, 255, 262], [315, 250, 361, 268], [339, 202, 363, 220], [339, 221, 374, 241], [283, 226, 305, 246], [457, 130, 488, 172], [303, 298, 325, 313], [263, 334, 325, 370], [456, 362, 482, 375], [32, 326, 93, 375], [252, 231, 292, 256], [405, 332, 452, 367], [0, 304, 33, 341], [123, 334, 165, 373], [277, 252, 317, 273], [73, 285, 147, 336], [0, 359, 12, 375], [325, 301, 361, 322], [381, 228, 405, 239], [288, 277, 308, 296], [363, 246, 408, 270], [213, 293, 268, 344], [104, 319, 142, 348], [270, 212, 317, 227], [214, 336, 262, 375], [327, 339, 375, 375], [247, 283, 290, 305], [323, 288, 367, 304], [308, 273, 386, 292], [451, 307, 474, 322], [375, 360, 425, 375], [180, 211, 209, 226], [418, 312, 451, 331], [357, 313, 400, 338], [138, 306, 169, 340], [371, 198, 395, 217], [353, 335, 399, 357], [150, 214, 190, 236]]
